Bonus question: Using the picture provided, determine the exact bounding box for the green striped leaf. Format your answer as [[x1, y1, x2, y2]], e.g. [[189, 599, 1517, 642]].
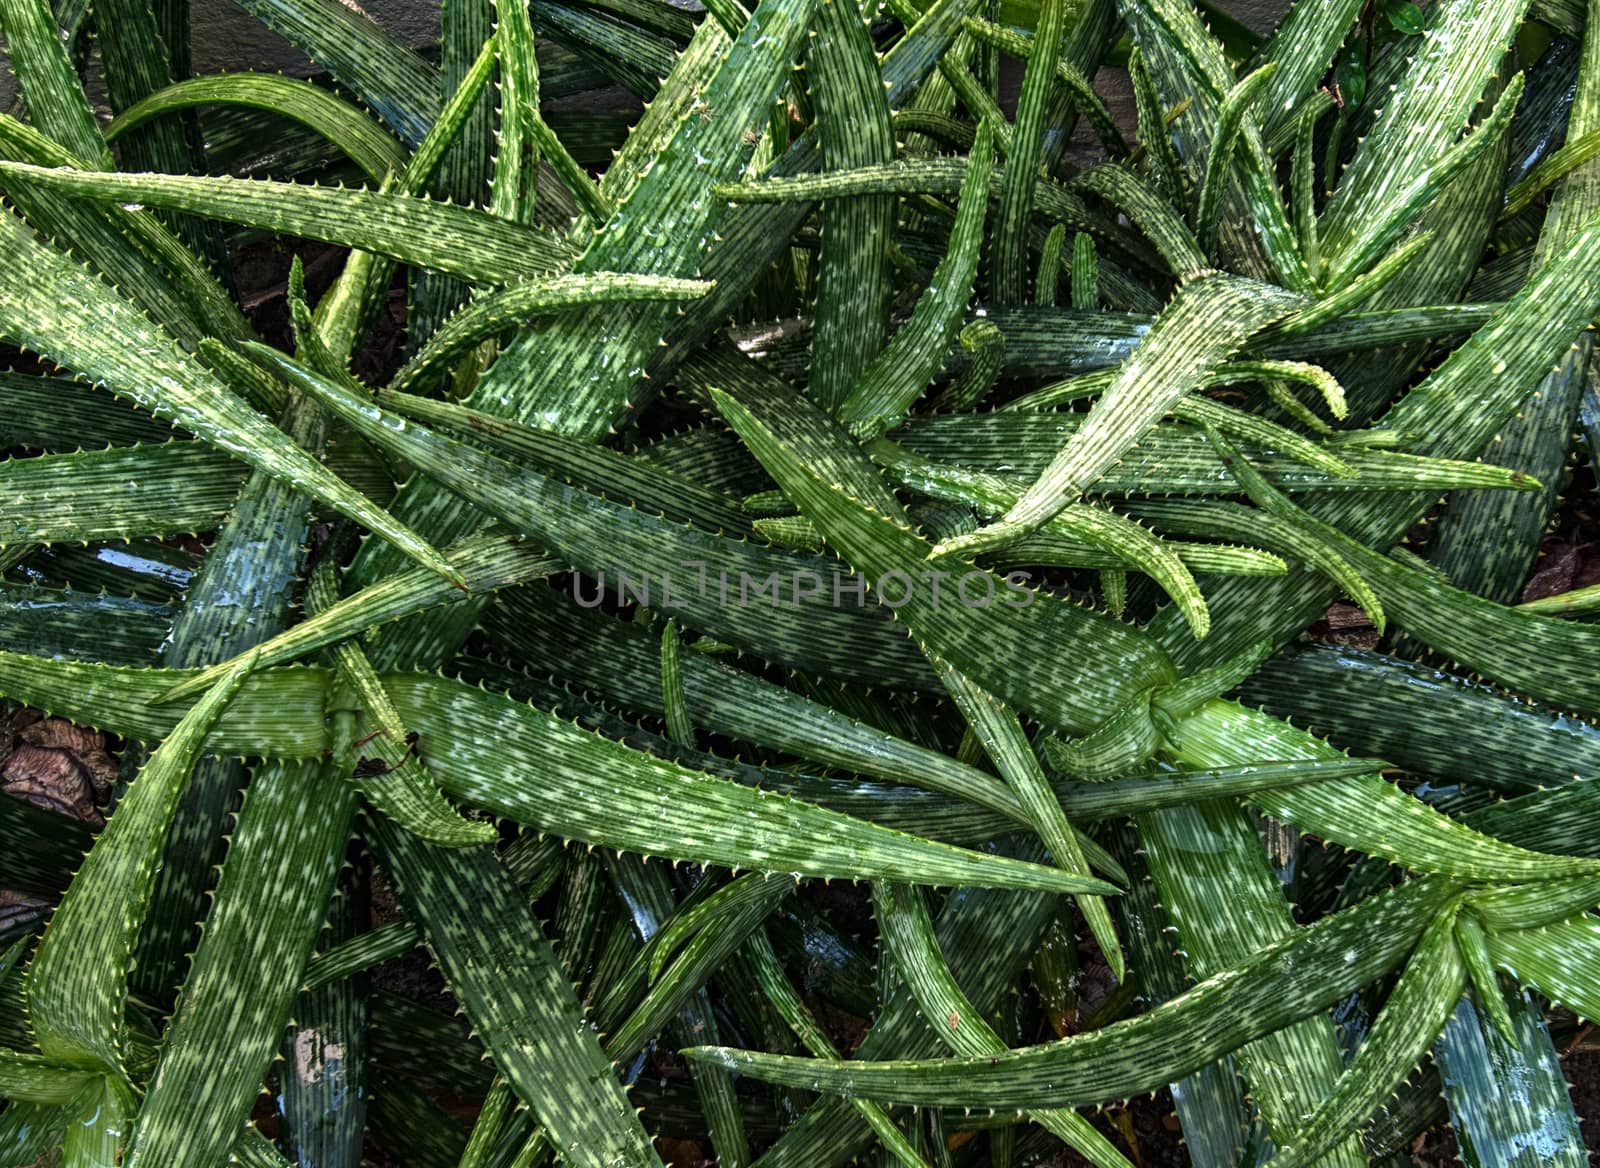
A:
[[106, 74, 411, 182], [0, 210, 459, 585], [0, 164, 574, 284], [124, 760, 358, 1168], [938, 273, 1304, 552], [24, 652, 260, 1079], [683, 877, 1455, 1108]]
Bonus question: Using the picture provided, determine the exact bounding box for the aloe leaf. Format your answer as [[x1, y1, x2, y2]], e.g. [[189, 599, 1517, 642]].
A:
[[963, 17, 1127, 158], [1170, 699, 1598, 883], [658, 618, 694, 746], [1252, 0, 1362, 142], [1291, 105, 1321, 275], [1127, 498, 1384, 623], [1503, 126, 1600, 217], [464, 648, 1373, 852], [1466, 874, 1600, 933], [1324, 72, 1524, 287], [930, 318, 1005, 411], [1433, 990, 1589, 1168], [61, 1075, 133, 1168], [1271, 905, 1468, 1168], [121, 751, 357, 1168], [1036, 225, 1068, 308], [990, 0, 1067, 302], [873, 448, 1211, 636], [0, 1051, 103, 1105], [1518, 582, 1600, 616], [643, 873, 782, 982], [107, 74, 410, 182], [597, 13, 731, 206], [456, 1079, 515, 1168], [383, 386, 751, 532], [0, 645, 1131, 893], [24, 651, 260, 1080], [714, 160, 1105, 252], [260, 350, 931, 686], [0, 369, 179, 451], [1180, 397, 1353, 477], [528, 106, 614, 224], [310, 39, 501, 365], [1013, 530, 1285, 576], [0, 442, 247, 544], [278, 876, 367, 1168], [0, 164, 575, 285], [303, 920, 422, 991], [1194, 63, 1277, 258], [1106, 823, 1251, 1168], [155, 534, 561, 704], [836, 122, 992, 436], [872, 881, 1136, 1168], [1318, 0, 1530, 270], [1488, 916, 1600, 1021], [1134, 763, 1360, 1163], [1455, 910, 1517, 1043], [896, 412, 1532, 496], [806, 0, 896, 410], [226, 1125, 293, 1168], [306, 553, 494, 846], [1202, 427, 1388, 631], [1005, 367, 1356, 463], [1071, 230, 1099, 308], [1425, 17, 1600, 605], [0, 584, 174, 665], [1129, 47, 1188, 205], [597, 856, 748, 1166], [683, 876, 1455, 1108], [0, 0, 112, 168], [744, 928, 926, 1168], [931, 660, 1122, 976], [408, 7, 495, 346], [381, 678, 1118, 892], [1069, 164, 1206, 274], [91, 0, 229, 295], [0, 115, 231, 347], [366, 816, 665, 1168], [489, 0, 541, 225], [1270, 230, 1437, 342], [1011, 361, 1350, 448], [937, 51, 1012, 152], [707, 385, 1178, 734], [0, 213, 460, 586], [527, 0, 678, 96], [1246, 302, 1503, 359], [604, 872, 791, 1061], [939, 273, 1304, 553], [131, 392, 334, 994], [224, 0, 440, 144], [484, 589, 1028, 819], [463, 0, 820, 440], [387, 273, 713, 397], [1217, 357, 1347, 419]]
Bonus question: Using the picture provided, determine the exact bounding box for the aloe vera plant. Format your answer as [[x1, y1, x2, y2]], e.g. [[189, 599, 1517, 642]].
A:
[[1, 0, 1600, 1162]]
